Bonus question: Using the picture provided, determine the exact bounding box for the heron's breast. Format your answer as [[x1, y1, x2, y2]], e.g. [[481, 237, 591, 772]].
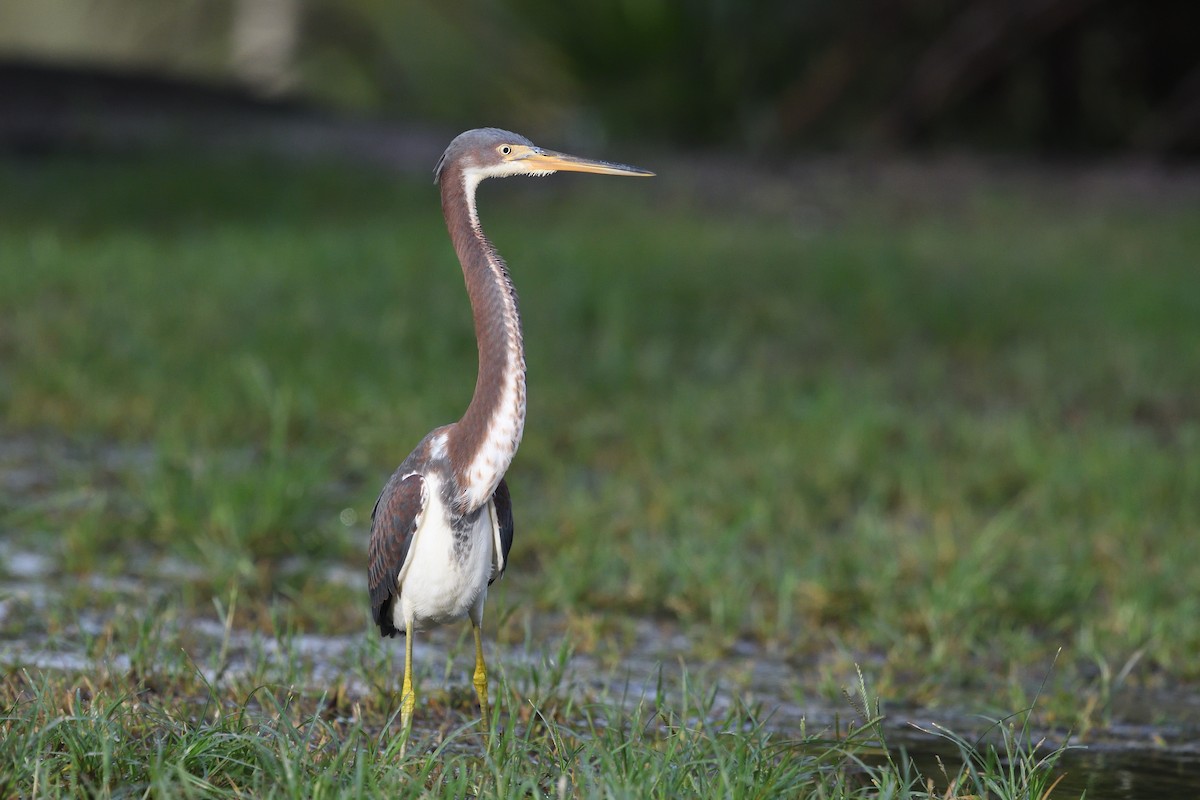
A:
[[397, 486, 494, 629]]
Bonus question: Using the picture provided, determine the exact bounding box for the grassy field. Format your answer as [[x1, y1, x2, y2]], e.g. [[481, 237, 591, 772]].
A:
[[1, 150, 1198, 797]]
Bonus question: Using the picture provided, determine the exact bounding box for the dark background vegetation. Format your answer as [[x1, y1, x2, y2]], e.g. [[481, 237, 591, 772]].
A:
[[0, 0, 1197, 155]]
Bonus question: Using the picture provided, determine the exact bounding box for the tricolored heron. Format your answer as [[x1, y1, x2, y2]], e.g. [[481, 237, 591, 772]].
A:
[[367, 128, 652, 741]]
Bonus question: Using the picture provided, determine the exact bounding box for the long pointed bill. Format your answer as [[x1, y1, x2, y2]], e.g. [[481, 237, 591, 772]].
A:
[[520, 149, 654, 177]]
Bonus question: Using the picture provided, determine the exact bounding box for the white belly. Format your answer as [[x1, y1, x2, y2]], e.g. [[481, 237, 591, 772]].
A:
[[394, 486, 494, 631]]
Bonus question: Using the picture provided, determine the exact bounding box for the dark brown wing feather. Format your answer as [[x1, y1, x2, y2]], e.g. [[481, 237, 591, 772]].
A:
[[368, 472, 425, 637], [489, 477, 514, 585]]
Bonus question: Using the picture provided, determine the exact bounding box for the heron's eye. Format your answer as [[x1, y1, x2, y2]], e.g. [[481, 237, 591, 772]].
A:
[[500, 145, 512, 155]]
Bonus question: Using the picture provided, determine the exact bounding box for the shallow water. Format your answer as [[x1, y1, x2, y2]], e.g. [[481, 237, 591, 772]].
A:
[[883, 724, 1200, 800]]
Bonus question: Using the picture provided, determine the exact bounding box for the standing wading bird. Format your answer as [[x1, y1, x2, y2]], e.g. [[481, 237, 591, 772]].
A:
[[368, 128, 652, 743]]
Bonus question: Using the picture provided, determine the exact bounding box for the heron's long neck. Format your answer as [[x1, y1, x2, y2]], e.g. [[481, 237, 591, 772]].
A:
[[442, 168, 527, 512]]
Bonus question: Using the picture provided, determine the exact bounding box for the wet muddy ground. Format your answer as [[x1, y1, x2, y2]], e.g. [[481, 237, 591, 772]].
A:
[[3, 439, 1200, 799], [3, 537, 1199, 799]]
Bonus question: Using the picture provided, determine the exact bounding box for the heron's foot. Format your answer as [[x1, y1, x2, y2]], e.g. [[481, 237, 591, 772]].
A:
[[472, 624, 492, 737], [398, 676, 415, 756], [473, 664, 491, 733], [400, 684, 416, 728], [399, 625, 416, 756]]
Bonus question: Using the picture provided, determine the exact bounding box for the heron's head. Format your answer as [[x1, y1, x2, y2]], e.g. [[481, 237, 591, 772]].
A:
[[435, 128, 653, 184]]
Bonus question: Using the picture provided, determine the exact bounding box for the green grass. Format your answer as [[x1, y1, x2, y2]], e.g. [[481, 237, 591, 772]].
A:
[[0, 615, 1072, 798], [1, 151, 1198, 796]]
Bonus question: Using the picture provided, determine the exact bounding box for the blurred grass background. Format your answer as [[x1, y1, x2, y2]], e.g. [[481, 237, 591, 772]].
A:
[[0, 0, 1199, 772], [2, 152, 1197, 709], [3, 4, 1200, 796]]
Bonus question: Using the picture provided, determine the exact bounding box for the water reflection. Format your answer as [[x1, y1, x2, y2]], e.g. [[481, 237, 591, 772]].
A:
[[883, 727, 1200, 800]]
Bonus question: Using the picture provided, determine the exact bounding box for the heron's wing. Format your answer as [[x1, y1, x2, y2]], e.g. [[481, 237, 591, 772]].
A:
[[368, 472, 425, 637], [488, 477, 514, 585]]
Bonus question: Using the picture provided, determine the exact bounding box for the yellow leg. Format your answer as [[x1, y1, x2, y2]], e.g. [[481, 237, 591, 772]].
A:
[[399, 622, 415, 754], [472, 621, 491, 733]]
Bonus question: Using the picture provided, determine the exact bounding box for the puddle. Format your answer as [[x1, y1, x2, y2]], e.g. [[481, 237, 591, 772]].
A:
[[881, 723, 1200, 800], [0, 434, 156, 494], [1, 548, 52, 579]]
